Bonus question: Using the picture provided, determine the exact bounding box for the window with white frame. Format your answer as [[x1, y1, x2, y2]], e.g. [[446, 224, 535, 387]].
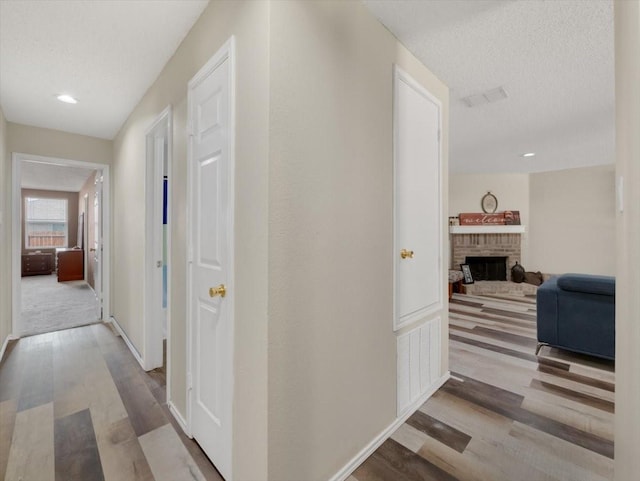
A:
[[24, 197, 69, 249]]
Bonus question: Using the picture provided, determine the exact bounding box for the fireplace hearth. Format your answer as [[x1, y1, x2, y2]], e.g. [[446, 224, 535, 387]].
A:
[[465, 256, 507, 281]]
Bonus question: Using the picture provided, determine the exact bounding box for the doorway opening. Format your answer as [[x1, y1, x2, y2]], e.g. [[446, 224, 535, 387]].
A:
[[11, 153, 111, 338]]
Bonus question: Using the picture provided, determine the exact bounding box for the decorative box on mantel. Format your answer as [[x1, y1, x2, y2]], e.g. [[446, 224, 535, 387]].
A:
[[450, 225, 525, 234], [450, 225, 526, 281]]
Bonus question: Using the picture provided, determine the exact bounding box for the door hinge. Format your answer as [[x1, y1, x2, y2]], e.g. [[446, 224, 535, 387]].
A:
[[438, 129, 441, 142], [187, 373, 193, 391]]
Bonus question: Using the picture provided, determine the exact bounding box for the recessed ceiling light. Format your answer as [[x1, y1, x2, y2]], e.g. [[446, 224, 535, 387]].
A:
[[57, 94, 78, 104], [522, 152, 536, 158]]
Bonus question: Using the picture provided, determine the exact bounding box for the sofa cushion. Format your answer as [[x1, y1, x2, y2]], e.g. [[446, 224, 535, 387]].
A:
[[557, 273, 615, 297]]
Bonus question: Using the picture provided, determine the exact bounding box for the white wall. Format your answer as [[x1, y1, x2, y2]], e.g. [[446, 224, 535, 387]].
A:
[[529, 165, 615, 276], [449, 169, 616, 276], [267, 2, 449, 480], [111, 2, 269, 478], [7, 123, 112, 165], [0, 107, 8, 349], [614, 1, 640, 478], [449, 173, 529, 266], [112, 3, 449, 480]]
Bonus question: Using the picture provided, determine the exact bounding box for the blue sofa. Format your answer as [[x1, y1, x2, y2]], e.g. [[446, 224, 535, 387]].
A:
[[536, 273, 615, 360]]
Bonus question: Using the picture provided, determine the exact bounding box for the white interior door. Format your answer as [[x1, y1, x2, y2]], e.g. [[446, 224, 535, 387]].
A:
[[393, 66, 442, 331], [144, 120, 168, 370], [93, 175, 103, 320], [188, 40, 234, 481]]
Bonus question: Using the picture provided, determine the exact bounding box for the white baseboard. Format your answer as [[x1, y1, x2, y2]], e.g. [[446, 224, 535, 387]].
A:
[[109, 316, 189, 439], [108, 316, 146, 370], [328, 371, 451, 481], [0, 334, 19, 364], [168, 400, 191, 437]]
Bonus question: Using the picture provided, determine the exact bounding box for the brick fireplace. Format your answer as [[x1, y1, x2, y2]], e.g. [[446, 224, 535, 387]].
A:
[[451, 233, 522, 281]]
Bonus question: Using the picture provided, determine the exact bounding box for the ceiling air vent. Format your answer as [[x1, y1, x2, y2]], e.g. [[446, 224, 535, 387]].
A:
[[461, 86, 508, 107]]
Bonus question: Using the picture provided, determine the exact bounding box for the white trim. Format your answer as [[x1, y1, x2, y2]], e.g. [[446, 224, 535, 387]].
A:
[[83, 193, 89, 281], [0, 334, 18, 363], [395, 304, 443, 332], [101, 170, 111, 322], [11, 153, 111, 336], [11, 157, 21, 336], [165, 112, 174, 412], [186, 36, 236, 479], [143, 106, 172, 371], [392, 65, 444, 332], [329, 372, 451, 481], [450, 225, 526, 234], [168, 401, 191, 437], [108, 316, 145, 370]]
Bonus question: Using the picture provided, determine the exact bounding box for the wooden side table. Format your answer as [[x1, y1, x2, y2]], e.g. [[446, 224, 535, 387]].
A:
[[448, 270, 464, 300]]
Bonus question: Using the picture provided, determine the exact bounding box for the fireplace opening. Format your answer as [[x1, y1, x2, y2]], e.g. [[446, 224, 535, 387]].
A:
[[465, 256, 508, 281]]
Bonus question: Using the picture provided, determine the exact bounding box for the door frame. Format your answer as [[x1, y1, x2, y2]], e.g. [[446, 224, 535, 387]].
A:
[[93, 175, 104, 320], [144, 106, 172, 371], [11, 153, 111, 336], [185, 36, 236, 455], [83, 193, 90, 281]]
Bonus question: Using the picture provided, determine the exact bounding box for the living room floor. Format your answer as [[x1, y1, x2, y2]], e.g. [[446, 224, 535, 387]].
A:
[[351, 293, 614, 481]]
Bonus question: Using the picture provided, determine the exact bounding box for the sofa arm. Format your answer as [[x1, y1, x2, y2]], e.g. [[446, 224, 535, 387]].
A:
[[557, 274, 615, 297], [536, 278, 559, 345]]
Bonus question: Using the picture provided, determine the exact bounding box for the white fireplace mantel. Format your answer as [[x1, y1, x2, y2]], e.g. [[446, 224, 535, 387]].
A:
[[449, 225, 526, 234]]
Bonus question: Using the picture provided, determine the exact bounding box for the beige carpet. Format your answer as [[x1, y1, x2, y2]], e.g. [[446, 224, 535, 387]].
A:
[[20, 273, 99, 336]]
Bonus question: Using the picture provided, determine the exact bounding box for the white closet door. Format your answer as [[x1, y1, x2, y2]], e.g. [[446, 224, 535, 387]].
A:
[[393, 66, 442, 331]]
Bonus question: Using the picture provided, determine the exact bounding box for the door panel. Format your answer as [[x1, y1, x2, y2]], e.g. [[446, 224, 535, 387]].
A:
[[396, 318, 441, 415], [394, 68, 442, 330], [197, 153, 223, 269], [189, 50, 233, 481], [197, 302, 221, 423]]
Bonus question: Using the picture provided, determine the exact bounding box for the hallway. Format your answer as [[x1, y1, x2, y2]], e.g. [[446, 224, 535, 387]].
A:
[[0, 323, 222, 481]]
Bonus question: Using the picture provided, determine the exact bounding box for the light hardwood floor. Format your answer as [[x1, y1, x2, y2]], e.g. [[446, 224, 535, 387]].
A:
[[1, 294, 614, 480], [351, 293, 614, 481], [0, 322, 223, 481]]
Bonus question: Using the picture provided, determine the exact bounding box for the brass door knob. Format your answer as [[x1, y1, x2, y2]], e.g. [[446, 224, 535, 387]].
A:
[[400, 249, 414, 259], [209, 284, 227, 298]]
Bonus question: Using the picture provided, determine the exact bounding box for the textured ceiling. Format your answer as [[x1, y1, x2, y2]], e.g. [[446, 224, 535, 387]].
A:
[[0, 0, 209, 140], [21, 161, 95, 192], [364, 0, 614, 173], [0, 1, 615, 172]]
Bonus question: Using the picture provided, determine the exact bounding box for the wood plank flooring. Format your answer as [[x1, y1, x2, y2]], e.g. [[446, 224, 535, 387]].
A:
[[0, 323, 223, 481], [352, 293, 615, 481], [1, 293, 615, 481]]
